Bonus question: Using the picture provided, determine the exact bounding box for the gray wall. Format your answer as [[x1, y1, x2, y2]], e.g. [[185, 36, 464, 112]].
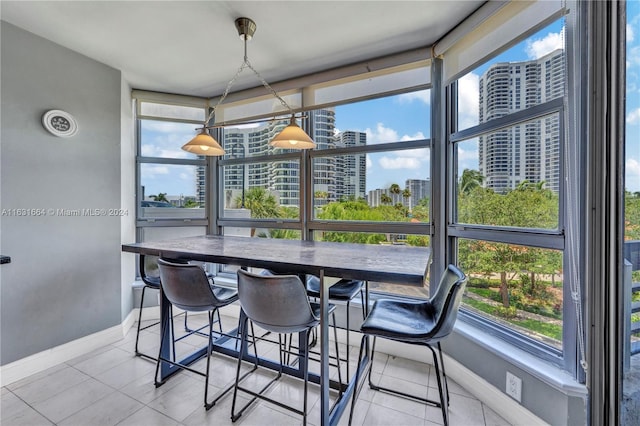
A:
[[1, 22, 123, 364]]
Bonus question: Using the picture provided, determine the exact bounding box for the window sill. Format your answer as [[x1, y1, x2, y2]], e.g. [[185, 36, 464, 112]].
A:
[[454, 320, 587, 398]]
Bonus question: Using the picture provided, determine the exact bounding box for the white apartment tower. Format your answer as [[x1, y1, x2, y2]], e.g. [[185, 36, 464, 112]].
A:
[[335, 131, 367, 201], [478, 49, 564, 193]]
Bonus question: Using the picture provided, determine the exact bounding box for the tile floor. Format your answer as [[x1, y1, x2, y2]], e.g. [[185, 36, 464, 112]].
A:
[[2, 313, 511, 426]]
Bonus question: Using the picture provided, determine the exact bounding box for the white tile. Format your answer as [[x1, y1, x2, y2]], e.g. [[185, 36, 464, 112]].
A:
[[11, 366, 90, 405], [233, 402, 302, 425], [58, 391, 142, 426], [31, 378, 115, 423], [1, 390, 32, 421], [71, 346, 133, 377], [120, 372, 189, 405], [117, 406, 179, 426], [2, 404, 53, 426], [93, 356, 156, 389], [361, 402, 426, 426], [382, 354, 431, 386], [147, 375, 210, 422], [372, 374, 429, 419], [482, 404, 511, 426], [6, 363, 68, 391]]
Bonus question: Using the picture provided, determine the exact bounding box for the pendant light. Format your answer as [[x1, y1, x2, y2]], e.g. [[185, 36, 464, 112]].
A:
[[181, 17, 315, 156]]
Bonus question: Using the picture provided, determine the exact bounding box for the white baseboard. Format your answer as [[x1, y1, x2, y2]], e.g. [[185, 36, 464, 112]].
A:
[[0, 310, 136, 387]]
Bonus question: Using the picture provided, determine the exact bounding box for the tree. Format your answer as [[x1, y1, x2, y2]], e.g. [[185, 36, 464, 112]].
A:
[[389, 183, 401, 203], [183, 199, 200, 208], [457, 184, 560, 308], [150, 192, 169, 202], [458, 169, 484, 194], [380, 193, 392, 205], [402, 188, 412, 213], [238, 187, 279, 219]]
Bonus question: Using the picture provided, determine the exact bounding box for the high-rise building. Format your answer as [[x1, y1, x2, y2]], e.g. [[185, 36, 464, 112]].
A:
[[405, 179, 431, 210], [335, 131, 367, 201], [478, 49, 564, 193], [203, 108, 362, 208]]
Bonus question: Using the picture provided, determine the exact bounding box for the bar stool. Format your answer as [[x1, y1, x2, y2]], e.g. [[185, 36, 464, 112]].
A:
[[156, 258, 240, 410], [349, 264, 467, 426], [262, 269, 365, 377], [135, 255, 188, 361], [305, 274, 365, 376], [231, 269, 342, 425]]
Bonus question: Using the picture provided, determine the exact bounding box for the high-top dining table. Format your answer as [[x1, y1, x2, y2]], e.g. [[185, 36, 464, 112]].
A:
[[122, 235, 430, 425]]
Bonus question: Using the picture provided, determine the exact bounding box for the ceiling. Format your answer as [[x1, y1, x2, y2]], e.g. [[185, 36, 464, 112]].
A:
[[1, 1, 484, 98]]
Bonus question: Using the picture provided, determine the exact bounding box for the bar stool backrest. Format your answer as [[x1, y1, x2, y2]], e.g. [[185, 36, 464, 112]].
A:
[[157, 258, 218, 312], [428, 264, 468, 342], [237, 269, 318, 334]]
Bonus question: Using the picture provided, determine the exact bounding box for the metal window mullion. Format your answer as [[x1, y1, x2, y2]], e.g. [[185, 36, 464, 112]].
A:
[[450, 97, 564, 143], [448, 226, 565, 250], [137, 157, 206, 166]]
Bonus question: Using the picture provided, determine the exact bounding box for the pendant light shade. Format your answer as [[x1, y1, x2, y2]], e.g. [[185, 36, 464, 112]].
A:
[[181, 129, 225, 156], [270, 116, 316, 149]]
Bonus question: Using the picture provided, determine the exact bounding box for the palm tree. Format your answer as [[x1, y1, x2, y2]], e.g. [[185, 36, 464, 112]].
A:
[[150, 192, 169, 202], [380, 193, 392, 205], [239, 187, 280, 219], [402, 188, 412, 210], [458, 169, 484, 194]]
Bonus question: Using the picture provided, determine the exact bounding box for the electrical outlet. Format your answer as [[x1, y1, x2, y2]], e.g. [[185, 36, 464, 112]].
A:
[[506, 372, 522, 403]]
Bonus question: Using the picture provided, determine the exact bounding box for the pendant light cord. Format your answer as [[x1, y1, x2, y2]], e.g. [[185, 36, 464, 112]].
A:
[[203, 36, 295, 128]]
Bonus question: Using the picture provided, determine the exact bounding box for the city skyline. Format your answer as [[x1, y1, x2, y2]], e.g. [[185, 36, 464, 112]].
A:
[[139, 9, 640, 198]]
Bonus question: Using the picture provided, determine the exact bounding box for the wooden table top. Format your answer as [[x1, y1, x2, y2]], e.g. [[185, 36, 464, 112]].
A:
[[122, 235, 430, 285]]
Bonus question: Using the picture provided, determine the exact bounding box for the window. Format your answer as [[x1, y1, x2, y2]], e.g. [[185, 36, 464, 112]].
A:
[[449, 19, 569, 363], [135, 101, 209, 242], [216, 89, 432, 297]]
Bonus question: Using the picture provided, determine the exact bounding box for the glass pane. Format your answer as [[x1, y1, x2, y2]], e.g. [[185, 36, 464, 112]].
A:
[[313, 148, 430, 222], [455, 114, 560, 230], [456, 19, 565, 132], [324, 91, 430, 150], [221, 161, 300, 220], [220, 117, 300, 158], [140, 119, 201, 159], [458, 238, 563, 350], [139, 102, 206, 121], [139, 163, 205, 218], [312, 231, 430, 297]]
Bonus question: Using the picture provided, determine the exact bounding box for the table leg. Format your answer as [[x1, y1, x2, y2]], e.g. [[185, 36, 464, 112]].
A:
[[319, 269, 330, 425]]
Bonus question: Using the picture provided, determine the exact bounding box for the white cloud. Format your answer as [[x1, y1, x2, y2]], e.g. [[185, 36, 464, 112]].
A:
[[140, 143, 191, 159], [364, 123, 424, 144], [627, 158, 640, 192], [140, 165, 170, 180], [627, 108, 640, 125], [628, 46, 640, 69], [397, 90, 430, 105], [457, 73, 479, 130], [526, 28, 564, 60], [379, 156, 421, 170], [628, 23, 635, 43], [629, 158, 640, 176]]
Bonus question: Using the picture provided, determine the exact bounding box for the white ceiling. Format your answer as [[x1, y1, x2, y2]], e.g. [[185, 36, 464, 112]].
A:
[[1, 1, 484, 98]]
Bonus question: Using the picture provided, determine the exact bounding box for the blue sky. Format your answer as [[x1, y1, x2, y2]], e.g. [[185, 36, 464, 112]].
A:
[[626, 0, 640, 193], [141, 8, 640, 197]]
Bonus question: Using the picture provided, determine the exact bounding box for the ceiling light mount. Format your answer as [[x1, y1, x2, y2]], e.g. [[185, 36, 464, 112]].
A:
[[181, 17, 315, 156], [235, 17, 256, 40]]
